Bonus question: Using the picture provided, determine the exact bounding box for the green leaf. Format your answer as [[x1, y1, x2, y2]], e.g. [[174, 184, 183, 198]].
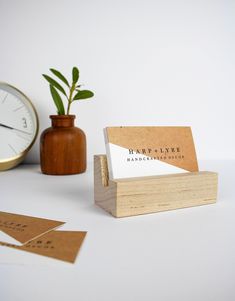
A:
[[72, 67, 79, 84], [50, 85, 65, 115], [73, 90, 94, 100], [50, 68, 70, 87], [43, 74, 67, 96]]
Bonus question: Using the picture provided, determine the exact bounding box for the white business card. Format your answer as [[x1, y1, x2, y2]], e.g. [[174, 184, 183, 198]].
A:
[[104, 126, 198, 179]]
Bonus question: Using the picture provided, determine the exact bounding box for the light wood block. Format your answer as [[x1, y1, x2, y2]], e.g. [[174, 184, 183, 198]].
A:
[[94, 155, 218, 218]]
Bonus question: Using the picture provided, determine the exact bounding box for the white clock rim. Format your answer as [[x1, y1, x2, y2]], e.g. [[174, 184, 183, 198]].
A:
[[0, 82, 39, 164]]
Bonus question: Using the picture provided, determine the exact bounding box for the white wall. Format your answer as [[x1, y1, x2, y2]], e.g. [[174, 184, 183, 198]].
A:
[[0, 0, 234, 163]]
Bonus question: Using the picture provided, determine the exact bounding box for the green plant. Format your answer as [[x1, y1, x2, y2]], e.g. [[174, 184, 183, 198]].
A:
[[43, 67, 94, 115]]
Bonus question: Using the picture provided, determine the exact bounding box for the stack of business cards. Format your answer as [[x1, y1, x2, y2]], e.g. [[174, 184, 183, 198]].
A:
[[104, 126, 198, 179], [0, 211, 86, 263]]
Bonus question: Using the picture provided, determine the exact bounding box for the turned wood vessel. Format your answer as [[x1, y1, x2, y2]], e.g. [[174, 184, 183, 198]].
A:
[[40, 115, 86, 175]]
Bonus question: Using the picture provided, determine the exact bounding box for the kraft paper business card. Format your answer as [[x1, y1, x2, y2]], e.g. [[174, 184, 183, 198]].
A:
[[0, 211, 65, 245], [0, 230, 87, 263], [104, 126, 198, 179]]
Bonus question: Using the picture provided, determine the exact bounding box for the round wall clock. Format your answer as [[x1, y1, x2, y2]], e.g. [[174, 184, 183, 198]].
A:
[[0, 82, 39, 171]]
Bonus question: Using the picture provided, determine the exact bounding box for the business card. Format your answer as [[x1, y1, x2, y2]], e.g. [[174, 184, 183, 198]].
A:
[[104, 126, 198, 179], [0, 211, 65, 245], [0, 230, 87, 263]]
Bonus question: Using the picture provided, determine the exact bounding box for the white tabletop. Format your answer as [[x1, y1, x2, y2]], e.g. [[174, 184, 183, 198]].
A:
[[1, 160, 234, 301]]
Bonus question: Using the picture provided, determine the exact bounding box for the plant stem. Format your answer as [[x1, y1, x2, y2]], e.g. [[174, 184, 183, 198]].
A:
[[67, 84, 76, 115]]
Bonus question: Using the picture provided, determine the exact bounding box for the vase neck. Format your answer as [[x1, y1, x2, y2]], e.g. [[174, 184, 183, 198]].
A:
[[50, 115, 75, 128]]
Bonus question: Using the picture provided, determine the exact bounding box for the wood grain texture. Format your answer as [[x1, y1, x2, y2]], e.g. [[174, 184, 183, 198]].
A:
[[40, 115, 86, 175], [94, 155, 218, 218], [94, 155, 117, 216]]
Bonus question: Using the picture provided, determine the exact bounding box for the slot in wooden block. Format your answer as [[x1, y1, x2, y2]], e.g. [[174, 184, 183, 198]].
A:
[[94, 155, 218, 218]]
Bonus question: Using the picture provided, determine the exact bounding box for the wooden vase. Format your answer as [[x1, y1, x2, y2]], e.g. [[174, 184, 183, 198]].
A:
[[40, 115, 86, 175]]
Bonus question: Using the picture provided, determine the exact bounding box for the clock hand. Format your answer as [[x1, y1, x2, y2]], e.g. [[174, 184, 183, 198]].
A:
[[0, 123, 31, 135], [0, 123, 13, 130]]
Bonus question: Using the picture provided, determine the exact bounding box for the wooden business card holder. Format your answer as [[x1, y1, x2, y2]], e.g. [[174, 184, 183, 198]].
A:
[[94, 155, 218, 218]]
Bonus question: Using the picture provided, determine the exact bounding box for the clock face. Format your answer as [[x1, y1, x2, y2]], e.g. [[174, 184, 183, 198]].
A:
[[0, 83, 38, 162]]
